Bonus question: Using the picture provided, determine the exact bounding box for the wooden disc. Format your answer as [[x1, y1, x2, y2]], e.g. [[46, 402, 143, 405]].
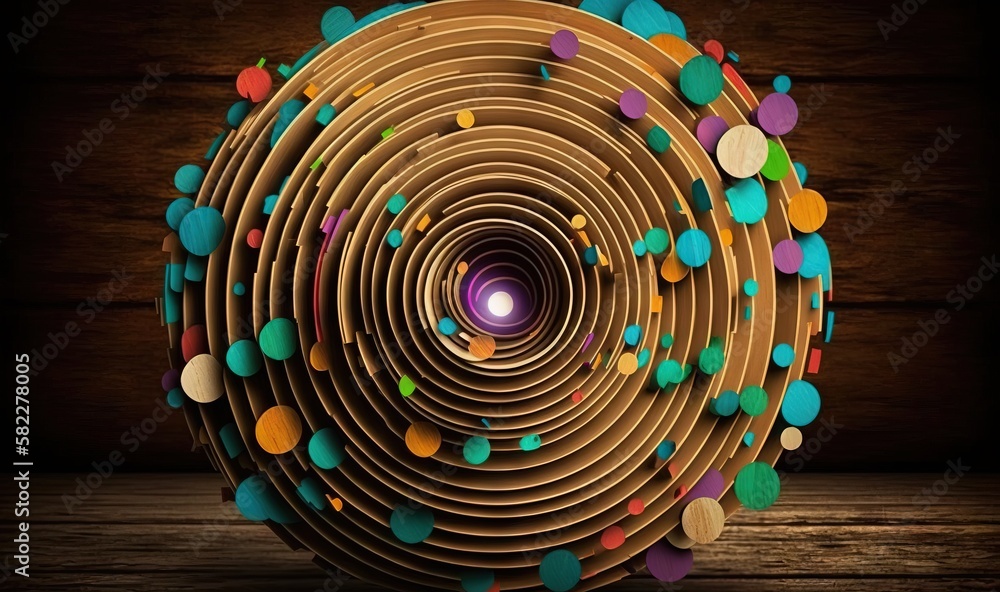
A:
[[681, 497, 725, 544], [780, 427, 803, 450], [787, 189, 829, 233], [180, 354, 225, 403], [456, 109, 476, 129], [309, 341, 331, 371], [717, 125, 768, 179], [255, 405, 302, 454], [469, 335, 496, 360], [405, 422, 442, 457], [617, 352, 639, 375], [571, 214, 587, 229]]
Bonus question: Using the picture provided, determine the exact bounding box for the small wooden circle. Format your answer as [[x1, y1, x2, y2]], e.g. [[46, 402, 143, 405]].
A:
[[246, 228, 264, 248], [571, 214, 587, 229], [255, 405, 302, 454], [781, 427, 803, 450], [180, 354, 224, 403], [681, 497, 725, 544], [717, 125, 768, 179], [309, 342, 331, 371], [456, 109, 476, 129], [405, 422, 442, 458], [469, 335, 496, 360], [787, 189, 829, 233], [617, 352, 639, 375]]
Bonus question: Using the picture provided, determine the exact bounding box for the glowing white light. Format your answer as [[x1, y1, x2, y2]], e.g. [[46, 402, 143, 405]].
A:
[[487, 291, 514, 317]]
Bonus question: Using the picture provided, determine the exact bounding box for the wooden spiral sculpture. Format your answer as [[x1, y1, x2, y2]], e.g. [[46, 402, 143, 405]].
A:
[[158, 1, 834, 590]]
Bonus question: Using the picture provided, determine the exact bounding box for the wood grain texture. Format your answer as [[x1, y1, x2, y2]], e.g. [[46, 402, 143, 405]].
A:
[[1, 473, 996, 591]]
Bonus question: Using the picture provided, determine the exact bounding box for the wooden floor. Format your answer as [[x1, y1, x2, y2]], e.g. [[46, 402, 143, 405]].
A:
[[4, 473, 997, 591]]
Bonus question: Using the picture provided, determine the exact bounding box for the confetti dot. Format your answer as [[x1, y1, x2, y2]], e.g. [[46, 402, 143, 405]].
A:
[[405, 422, 442, 458], [698, 344, 724, 374], [788, 189, 829, 233], [735, 462, 781, 510], [550, 29, 580, 59], [308, 428, 345, 469], [744, 279, 759, 296], [679, 55, 724, 105], [632, 239, 648, 257], [739, 385, 768, 416], [438, 317, 458, 336], [717, 125, 768, 179], [772, 343, 795, 368], [618, 352, 639, 375], [456, 109, 476, 129], [644, 227, 670, 255], [773, 239, 805, 274], [675, 229, 711, 267], [660, 333, 674, 348], [624, 324, 643, 346], [464, 436, 491, 465], [390, 504, 434, 544], [646, 540, 693, 582], [232, 281, 246, 296], [636, 348, 652, 368], [387, 193, 407, 214], [657, 440, 676, 460], [773, 74, 792, 93], [601, 525, 626, 549], [647, 125, 671, 153], [743, 432, 755, 446], [704, 39, 724, 62], [781, 427, 804, 450], [539, 549, 581, 592], [166, 198, 195, 231], [519, 434, 542, 451], [571, 214, 587, 229], [255, 405, 302, 454], [628, 498, 645, 515], [166, 387, 184, 408], [656, 359, 683, 387], [247, 228, 264, 248], [178, 207, 226, 256], [782, 380, 821, 426], [387, 229, 403, 248], [757, 92, 799, 136], [619, 88, 648, 119], [226, 339, 263, 377], [259, 318, 297, 360], [399, 375, 417, 397]]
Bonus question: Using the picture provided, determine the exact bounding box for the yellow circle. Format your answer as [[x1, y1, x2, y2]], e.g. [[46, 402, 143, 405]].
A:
[[255, 405, 303, 454], [456, 109, 475, 129], [787, 189, 828, 233], [617, 353, 639, 375], [405, 422, 442, 458], [571, 214, 587, 229], [457, 261, 469, 275]]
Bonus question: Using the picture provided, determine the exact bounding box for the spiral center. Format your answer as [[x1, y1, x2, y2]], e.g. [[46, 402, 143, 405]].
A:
[[486, 291, 514, 317]]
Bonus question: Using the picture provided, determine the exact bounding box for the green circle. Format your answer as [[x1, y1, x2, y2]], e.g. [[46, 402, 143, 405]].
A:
[[632, 239, 647, 257], [740, 385, 768, 416], [676, 229, 712, 267], [644, 227, 670, 255], [656, 359, 683, 388], [647, 125, 671, 153], [399, 375, 416, 397], [226, 339, 263, 377], [709, 389, 740, 417], [734, 462, 781, 510], [461, 569, 495, 592], [390, 504, 434, 544], [166, 387, 184, 409], [259, 318, 297, 361], [233, 281, 246, 296], [387, 193, 407, 215], [178, 207, 226, 256], [660, 333, 674, 348], [698, 346, 724, 375], [771, 343, 795, 368], [463, 436, 490, 465], [760, 139, 790, 181], [308, 428, 345, 469], [539, 549, 582, 592], [636, 348, 652, 368], [387, 229, 403, 248], [743, 279, 759, 297], [679, 55, 724, 106], [519, 434, 542, 451]]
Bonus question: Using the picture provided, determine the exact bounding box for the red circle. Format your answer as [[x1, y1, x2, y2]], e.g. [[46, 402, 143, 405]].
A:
[[571, 390, 584, 403], [181, 325, 209, 362], [704, 40, 724, 63], [237, 66, 272, 103], [627, 498, 644, 515], [601, 525, 626, 550], [247, 229, 264, 249]]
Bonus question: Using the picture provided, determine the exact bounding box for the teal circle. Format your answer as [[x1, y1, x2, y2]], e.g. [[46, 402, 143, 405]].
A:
[[321, 5, 355, 43], [656, 359, 683, 388], [647, 125, 671, 154], [656, 440, 675, 460], [709, 389, 740, 417], [699, 346, 724, 374], [743, 279, 759, 297], [166, 198, 195, 231], [227, 100, 253, 127], [387, 229, 403, 248], [174, 164, 205, 194], [793, 161, 808, 184], [519, 434, 542, 452], [632, 239, 647, 257], [166, 387, 184, 409], [308, 428, 345, 469], [583, 245, 599, 266], [235, 476, 269, 521], [461, 569, 495, 592], [259, 318, 297, 360], [226, 339, 263, 377], [725, 177, 768, 224], [296, 477, 327, 511], [178, 207, 225, 256], [734, 462, 781, 510], [644, 228, 670, 255], [624, 324, 643, 347], [743, 432, 755, 446], [773, 75, 792, 93], [771, 343, 795, 368], [679, 55, 724, 106], [438, 317, 457, 336], [740, 385, 769, 416], [233, 281, 246, 296], [660, 333, 674, 348], [219, 423, 245, 459], [539, 549, 582, 592], [636, 348, 652, 368], [676, 229, 712, 267], [390, 504, 434, 544], [622, 0, 683, 39], [278, 99, 305, 121], [463, 436, 490, 465], [578, 0, 631, 22], [387, 193, 407, 215], [782, 380, 821, 427], [795, 232, 831, 287]]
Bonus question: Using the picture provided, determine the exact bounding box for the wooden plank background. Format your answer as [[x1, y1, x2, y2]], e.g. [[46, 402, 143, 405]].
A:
[[0, 0, 997, 473]]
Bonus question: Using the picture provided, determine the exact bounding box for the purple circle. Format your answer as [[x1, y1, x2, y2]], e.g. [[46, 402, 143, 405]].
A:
[[619, 88, 648, 120], [757, 93, 799, 136], [696, 116, 729, 153], [681, 468, 724, 503], [646, 540, 694, 582], [161, 368, 181, 391], [773, 239, 805, 274], [550, 29, 579, 60]]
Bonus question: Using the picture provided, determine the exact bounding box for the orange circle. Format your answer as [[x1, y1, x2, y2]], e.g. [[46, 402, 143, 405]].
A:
[[310, 341, 331, 371], [720, 228, 733, 247], [255, 405, 302, 454], [457, 261, 469, 274], [649, 33, 699, 63], [405, 422, 442, 458], [469, 335, 496, 360], [787, 189, 828, 233], [456, 109, 475, 129], [617, 353, 638, 375]]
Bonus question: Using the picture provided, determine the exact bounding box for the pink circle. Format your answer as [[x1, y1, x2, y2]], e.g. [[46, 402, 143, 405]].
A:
[[704, 40, 724, 63], [247, 229, 264, 248], [773, 239, 804, 274], [696, 116, 729, 153], [646, 541, 694, 582], [758, 93, 799, 136], [161, 368, 180, 391], [619, 89, 648, 120], [550, 29, 579, 59]]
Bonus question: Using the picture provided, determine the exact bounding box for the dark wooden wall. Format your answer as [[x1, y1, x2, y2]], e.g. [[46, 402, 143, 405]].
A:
[[1, 0, 996, 473]]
